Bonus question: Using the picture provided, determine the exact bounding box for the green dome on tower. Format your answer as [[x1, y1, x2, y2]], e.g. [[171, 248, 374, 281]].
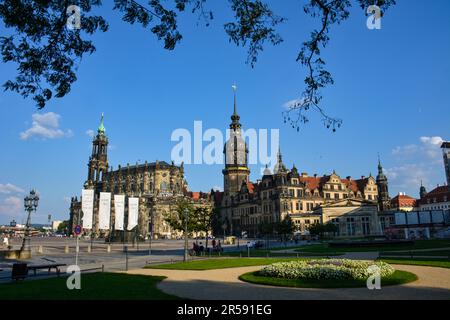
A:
[[98, 113, 105, 134]]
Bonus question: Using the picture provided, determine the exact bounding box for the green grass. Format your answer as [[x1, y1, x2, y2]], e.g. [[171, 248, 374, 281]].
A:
[[239, 270, 418, 289], [378, 258, 450, 269], [208, 250, 342, 258], [0, 272, 179, 300], [296, 239, 450, 254], [379, 250, 450, 257], [146, 258, 304, 270]]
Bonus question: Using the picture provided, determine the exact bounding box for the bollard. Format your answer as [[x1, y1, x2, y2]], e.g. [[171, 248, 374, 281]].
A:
[[297, 253, 299, 259], [107, 244, 111, 253], [101, 264, 105, 273], [38, 245, 43, 254], [239, 252, 242, 258], [64, 245, 69, 253], [87, 244, 92, 253]]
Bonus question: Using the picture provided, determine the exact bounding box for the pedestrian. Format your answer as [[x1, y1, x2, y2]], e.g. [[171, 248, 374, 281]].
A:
[[3, 236, 9, 247]]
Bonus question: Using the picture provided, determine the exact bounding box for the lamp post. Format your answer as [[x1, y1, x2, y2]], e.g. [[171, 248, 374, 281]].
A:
[[20, 189, 39, 254], [183, 208, 189, 262]]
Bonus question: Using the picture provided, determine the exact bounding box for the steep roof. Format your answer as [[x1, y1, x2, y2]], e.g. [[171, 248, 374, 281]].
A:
[[390, 194, 417, 208], [419, 185, 450, 204]]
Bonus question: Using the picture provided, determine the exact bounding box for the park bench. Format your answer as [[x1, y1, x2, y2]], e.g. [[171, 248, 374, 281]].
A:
[[27, 263, 67, 277]]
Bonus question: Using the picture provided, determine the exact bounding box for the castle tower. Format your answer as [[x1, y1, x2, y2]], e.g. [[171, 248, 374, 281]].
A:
[[441, 141, 450, 189], [419, 180, 427, 199], [85, 113, 109, 192], [376, 155, 390, 211], [223, 85, 250, 197]]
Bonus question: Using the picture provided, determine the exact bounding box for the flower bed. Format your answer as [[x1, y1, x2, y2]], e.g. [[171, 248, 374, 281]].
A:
[[258, 259, 395, 281]]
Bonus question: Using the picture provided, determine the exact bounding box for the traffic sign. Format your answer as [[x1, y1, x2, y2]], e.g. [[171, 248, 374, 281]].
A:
[[74, 225, 82, 235]]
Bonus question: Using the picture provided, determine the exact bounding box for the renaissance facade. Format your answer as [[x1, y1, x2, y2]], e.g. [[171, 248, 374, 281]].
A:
[[69, 115, 213, 239], [214, 93, 394, 238]]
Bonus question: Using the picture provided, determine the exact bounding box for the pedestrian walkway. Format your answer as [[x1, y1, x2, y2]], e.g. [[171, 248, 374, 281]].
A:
[[126, 264, 450, 300]]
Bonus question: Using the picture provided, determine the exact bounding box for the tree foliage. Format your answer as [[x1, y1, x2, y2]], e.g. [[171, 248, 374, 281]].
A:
[[308, 222, 338, 239], [1, 0, 395, 130], [165, 199, 197, 234], [275, 215, 296, 243]]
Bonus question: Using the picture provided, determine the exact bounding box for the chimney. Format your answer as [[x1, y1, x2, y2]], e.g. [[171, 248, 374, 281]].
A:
[[314, 174, 318, 178], [346, 176, 352, 181], [301, 172, 308, 177], [361, 175, 366, 179]]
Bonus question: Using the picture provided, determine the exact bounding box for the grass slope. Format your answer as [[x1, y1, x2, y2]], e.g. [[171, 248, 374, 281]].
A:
[[146, 258, 303, 270], [0, 272, 179, 300], [378, 258, 450, 269]]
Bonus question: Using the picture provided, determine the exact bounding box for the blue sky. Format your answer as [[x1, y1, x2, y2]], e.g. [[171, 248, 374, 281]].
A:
[[1, 0, 449, 224]]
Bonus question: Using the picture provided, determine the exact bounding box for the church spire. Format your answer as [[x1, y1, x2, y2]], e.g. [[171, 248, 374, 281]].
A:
[[230, 84, 241, 130]]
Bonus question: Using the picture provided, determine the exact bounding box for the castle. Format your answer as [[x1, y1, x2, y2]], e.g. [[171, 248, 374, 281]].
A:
[[213, 91, 395, 238]]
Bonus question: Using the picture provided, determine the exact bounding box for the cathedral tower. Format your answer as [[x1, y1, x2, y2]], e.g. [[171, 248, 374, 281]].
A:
[[85, 113, 109, 192], [376, 156, 390, 211], [223, 86, 250, 197]]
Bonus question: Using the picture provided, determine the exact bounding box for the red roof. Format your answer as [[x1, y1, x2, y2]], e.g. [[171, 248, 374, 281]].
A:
[[246, 182, 255, 193], [390, 194, 417, 208], [420, 185, 450, 204], [299, 176, 369, 194]]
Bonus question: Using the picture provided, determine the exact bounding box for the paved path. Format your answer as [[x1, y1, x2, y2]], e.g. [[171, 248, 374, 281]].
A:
[[126, 264, 450, 300]]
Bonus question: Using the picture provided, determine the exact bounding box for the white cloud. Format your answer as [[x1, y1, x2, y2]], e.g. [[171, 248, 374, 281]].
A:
[[388, 136, 446, 196], [282, 97, 309, 110], [392, 144, 419, 157], [0, 183, 24, 194], [0, 196, 22, 217], [385, 164, 430, 191], [20, 112, 73, 140], [392, 136, 443, 163], [86, 129, 95, 138]]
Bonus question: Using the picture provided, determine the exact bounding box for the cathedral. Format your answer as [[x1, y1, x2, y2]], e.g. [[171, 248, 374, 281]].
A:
[[213, 92, 394, 238], [69, 115, 213, 240]]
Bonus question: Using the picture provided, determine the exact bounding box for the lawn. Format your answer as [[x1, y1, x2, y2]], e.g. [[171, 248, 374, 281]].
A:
[[378, 258, 450, 269], [209, 250, 340, 258], [0, 272, 179, 300], [379, 250, 450, 257], [296, 239, 450, 254], [239, 270, 418, 289], [146, 258, 304, 270]]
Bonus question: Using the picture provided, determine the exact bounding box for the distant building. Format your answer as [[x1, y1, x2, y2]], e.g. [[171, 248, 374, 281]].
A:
[[390, 193, 417, 211], [418, 185, 450, 211], [388, 210, 450, 239], [51, 220, 63, 231]]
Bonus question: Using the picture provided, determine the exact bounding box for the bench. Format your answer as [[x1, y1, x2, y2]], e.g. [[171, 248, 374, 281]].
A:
[[27, 263, 67, 277]]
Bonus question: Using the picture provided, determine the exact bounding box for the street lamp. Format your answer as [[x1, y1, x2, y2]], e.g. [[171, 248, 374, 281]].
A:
[[183, 208, 189, 262], [20, 189, 39, 254]]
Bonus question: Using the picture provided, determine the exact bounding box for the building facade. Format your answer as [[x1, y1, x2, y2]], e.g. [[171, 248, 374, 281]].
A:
[[69, 115, 213, 239], [215, 93, 390, 238]]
